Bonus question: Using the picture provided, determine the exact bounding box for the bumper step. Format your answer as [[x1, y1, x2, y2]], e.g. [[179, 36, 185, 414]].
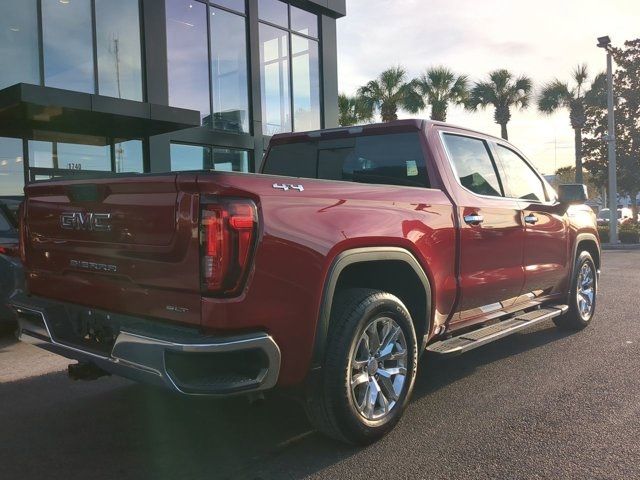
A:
[[427, 305, 568, 357]]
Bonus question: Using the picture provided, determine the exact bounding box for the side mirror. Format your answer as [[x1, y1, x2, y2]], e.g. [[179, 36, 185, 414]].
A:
[[557, 184, 588, 205]]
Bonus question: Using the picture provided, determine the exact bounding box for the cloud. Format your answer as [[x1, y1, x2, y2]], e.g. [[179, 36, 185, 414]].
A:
[[337, 0, 640, 173]]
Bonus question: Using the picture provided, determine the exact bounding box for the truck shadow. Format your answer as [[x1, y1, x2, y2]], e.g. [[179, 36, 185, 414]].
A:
[[0, 324, 574, 480]]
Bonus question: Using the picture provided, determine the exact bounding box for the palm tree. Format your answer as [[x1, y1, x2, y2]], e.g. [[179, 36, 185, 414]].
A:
[[538, 65, 600, 184], [416, 66, 469, 122], [338, 93, 374, 127], [467, 69, 533, 140], [358, 67, 424, 122]]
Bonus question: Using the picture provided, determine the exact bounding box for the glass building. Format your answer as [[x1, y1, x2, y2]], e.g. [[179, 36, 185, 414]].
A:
[[0, 0, 344, 195]]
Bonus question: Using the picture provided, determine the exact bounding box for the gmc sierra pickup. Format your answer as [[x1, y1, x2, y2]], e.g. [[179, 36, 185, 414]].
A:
[[12, 119, 600, 444]]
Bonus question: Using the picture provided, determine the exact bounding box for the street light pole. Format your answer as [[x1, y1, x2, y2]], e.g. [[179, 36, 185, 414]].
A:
[[598, 36, 618, 244]]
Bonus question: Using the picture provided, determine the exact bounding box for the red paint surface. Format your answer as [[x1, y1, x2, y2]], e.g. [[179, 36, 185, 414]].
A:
[[21, 120, 599, 386]]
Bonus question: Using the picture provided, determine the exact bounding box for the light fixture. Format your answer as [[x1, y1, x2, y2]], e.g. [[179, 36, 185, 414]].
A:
[[1, 160, 7, 167], [597, 35, 611, 49], [16, 157, 23, 163], [59, 0, 70, 5], [9, 26, 20, 32]]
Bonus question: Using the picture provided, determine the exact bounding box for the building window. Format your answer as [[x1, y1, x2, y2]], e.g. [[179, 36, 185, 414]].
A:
[[291, 35, 320, 132], [0, 0, 40, 90], [2, 0, 145, 98], [258, 1, 320, 135], [114, 140, 144, 172], [95, 0, 144, 101], [212, 0, 246, 14], [258, 0, 288, 27], [166, 0, 250, 133], [42, 0, 95, 93], [259, 24, 291, 135], [0, 138, 25, 196], [170, 143, 249, 172], [29, 141, 111, 171], [210, 7, 250, 133], [166, 0, 210, 124], [27, 139, 142, 178]]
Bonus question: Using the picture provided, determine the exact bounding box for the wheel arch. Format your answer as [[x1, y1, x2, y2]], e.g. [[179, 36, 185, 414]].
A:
[[570, 233, 601, 294], [312, 247, 433, 368]]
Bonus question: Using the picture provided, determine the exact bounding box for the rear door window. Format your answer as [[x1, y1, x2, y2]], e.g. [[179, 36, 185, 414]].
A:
[[442, 133, 503, 197], [264, 132, 429, 187]]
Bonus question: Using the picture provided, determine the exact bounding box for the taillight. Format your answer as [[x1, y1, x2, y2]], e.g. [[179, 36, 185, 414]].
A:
[[200, 198, 257, 296]]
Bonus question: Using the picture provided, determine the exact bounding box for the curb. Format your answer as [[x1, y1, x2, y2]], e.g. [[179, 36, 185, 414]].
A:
[[602, 244, 640, 251]]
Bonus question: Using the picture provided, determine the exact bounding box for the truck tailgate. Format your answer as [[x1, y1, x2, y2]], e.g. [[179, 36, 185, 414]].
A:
[[23, 174, 202, 325]]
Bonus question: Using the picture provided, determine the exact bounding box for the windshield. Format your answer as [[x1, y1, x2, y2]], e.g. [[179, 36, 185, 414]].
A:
[[263, 132, 430, 188]]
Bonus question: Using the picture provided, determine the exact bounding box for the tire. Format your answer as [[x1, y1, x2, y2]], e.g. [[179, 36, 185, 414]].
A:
[[305, 288, 418, 445], [553, 251, 597, 330]]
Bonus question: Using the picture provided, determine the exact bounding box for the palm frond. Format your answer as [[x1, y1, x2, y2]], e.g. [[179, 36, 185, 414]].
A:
[[538, 80, 571, 113]]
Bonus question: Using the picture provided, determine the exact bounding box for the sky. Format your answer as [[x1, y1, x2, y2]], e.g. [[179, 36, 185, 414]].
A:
[[336, 0, 640, 174]]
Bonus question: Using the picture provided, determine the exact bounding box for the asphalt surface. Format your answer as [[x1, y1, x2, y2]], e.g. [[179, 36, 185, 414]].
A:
[[1, 250, 639, 480]]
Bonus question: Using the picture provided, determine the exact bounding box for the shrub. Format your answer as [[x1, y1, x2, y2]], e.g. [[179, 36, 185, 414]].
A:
[[619, 221, 640, 244], [598, 225, 610, 243]]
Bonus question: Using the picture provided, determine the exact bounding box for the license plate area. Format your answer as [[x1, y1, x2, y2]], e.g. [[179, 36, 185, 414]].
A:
[[48, 308, 120, 355]]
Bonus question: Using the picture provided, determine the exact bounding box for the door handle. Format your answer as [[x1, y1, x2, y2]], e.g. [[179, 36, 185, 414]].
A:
[[464, 214, 484, 226], [524, 214, 539, 224]]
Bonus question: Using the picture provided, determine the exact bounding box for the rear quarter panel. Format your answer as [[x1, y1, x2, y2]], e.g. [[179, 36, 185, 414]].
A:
[[196, 173, 457, 386]]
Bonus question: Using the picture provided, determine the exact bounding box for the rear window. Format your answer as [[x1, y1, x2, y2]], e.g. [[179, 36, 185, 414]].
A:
[[263, 133, 429, 188]]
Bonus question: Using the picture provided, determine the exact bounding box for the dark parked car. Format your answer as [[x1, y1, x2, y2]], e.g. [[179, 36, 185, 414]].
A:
[[0, 197, 24, 325]]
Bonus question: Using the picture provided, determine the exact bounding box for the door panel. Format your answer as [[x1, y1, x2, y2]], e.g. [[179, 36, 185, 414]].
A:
[[438, 132, 526, 325], [456, 201, 526, 322], [492, 143, 570, 301], [520, 202, 570, 298]]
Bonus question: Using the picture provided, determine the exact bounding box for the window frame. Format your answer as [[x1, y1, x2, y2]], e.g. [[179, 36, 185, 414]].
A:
[[439, 131, 507, 200], [169, 141, 252, 172], [257, 0, 321, 134], [491, 141, 551, 204], [35, 0, 146, 100]]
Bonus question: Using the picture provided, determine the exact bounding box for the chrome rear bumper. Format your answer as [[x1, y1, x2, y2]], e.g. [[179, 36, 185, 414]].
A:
[[12, 295, 280, 396]]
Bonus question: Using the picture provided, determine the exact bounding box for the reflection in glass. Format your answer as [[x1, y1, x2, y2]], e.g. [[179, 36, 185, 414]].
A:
[[291, 35, 320, 131], [212, 148, 249, 172], [28, 141, 111, 172], [0, 0, 40, 89], [260, 24, 291, 135], [258, 0, 288, 27], [0, 138, 24, 196], [211, 0, 246, 13], [290, 6, 317, 38], [114, 140, 143, 172], [166, 0, 210, 123], [42, 0, 95, 93], [96, 0, 143, 101], [170, 143, 212, 171], [210, 8, 249, 133]]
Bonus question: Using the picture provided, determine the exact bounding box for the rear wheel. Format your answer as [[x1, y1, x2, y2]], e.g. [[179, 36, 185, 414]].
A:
[[554, 251, 597, 330], [305, 288, 418, 445]]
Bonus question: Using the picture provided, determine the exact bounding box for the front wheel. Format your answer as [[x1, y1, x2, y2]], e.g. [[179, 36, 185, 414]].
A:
[[305, 288, 418, 445], [554, 251, 597, 330]]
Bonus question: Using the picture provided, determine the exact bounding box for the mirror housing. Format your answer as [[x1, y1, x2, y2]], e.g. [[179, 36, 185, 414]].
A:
[[557, 184, 588, 205]]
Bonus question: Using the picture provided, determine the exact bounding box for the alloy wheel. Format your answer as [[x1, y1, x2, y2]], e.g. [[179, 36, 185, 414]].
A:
[[577, 262, 595, 319], [349, 316, 408, 421]]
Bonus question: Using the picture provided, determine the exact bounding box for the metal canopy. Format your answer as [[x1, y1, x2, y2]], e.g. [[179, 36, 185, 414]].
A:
[[0, 84, 200, 146]]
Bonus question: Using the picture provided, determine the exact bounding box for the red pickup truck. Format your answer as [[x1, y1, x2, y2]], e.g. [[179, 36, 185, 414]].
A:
[[13, 120, 599, 444]]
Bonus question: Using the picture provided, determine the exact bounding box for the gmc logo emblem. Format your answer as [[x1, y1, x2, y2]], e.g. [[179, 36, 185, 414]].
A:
[[60, 212, 112, 232]]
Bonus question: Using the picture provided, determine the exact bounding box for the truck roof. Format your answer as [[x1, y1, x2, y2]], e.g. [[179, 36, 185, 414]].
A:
[[269, 119, 505, 145]]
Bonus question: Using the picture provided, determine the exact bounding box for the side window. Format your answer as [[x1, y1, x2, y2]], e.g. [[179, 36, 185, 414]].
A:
[[495, 145, 547, 202], [442, 134, 502, 197]]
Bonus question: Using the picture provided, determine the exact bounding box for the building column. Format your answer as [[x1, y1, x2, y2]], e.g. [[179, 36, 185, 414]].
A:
[[320, 14, 339, 129]]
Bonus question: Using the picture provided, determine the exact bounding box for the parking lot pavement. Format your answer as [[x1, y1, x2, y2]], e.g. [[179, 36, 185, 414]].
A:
[[1, 250, 640, 480]]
